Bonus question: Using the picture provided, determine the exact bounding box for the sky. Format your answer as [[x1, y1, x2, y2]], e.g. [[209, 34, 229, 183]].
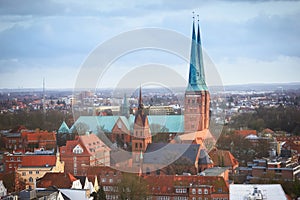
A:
[[0, 0, 299, 89]]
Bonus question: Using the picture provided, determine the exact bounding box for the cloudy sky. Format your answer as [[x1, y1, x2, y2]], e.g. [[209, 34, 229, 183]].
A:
[[0, 0, 299, 89]]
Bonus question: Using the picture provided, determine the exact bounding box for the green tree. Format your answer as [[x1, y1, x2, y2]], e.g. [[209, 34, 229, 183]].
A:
[[117, 173, 148, 200], [90, 185, 106, 200]]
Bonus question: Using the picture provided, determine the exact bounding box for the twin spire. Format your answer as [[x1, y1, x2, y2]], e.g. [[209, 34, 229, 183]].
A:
[[187, 14, 208, 92]]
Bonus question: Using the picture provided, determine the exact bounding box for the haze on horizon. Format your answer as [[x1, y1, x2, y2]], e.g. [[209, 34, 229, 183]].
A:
[[0, 0, 299, 89]]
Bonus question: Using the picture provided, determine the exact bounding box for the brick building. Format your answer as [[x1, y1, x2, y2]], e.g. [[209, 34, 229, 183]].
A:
[[1, 127, 56, 153], [238, 158, 300, 182], [60, 133, 110, 175], [16, 152, 64, 189], [85, 166, 229, 200]]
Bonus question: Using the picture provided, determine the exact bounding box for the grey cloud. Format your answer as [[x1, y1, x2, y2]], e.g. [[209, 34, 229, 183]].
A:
[[203, 11, 300, 60], [0, 0, 65, 16]]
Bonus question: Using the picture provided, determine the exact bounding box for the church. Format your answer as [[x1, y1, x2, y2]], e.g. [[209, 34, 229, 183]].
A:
[[66, 19, 215, 174]]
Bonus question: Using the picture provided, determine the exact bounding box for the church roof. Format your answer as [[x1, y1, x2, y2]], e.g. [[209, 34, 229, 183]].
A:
[[70, 116, 119, 133], [58, 121, 70, 133], [71, 115, 184, 134], [143, 143, 201, 165], [199, 149, 213, 165]]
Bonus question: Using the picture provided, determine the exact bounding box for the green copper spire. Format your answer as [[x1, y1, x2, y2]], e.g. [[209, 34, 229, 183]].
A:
[[121, 93, 129, 117], [196, 20, 208, 91], [187, 18, 208, 92]]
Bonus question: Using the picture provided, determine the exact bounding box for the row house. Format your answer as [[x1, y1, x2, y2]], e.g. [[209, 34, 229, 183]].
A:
[[85, 166, 229, 200], [3, 148, 55, 173], [238, 158, 300, 182], [144, 175, 229, 200], [1, 127, 56, 152]]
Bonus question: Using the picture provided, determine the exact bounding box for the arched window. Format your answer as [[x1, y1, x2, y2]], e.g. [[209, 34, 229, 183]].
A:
[[29, 177, 33, 182]]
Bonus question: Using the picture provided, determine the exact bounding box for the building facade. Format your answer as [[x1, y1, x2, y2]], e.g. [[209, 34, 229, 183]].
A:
[[60, 133, 110, 175], [17, 152, 64, 189]]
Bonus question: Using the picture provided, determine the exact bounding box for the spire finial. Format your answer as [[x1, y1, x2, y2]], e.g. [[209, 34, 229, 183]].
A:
[[192, 11, 195, 21]]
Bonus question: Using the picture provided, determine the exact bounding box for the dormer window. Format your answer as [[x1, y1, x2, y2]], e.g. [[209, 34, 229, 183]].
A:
[[73, 144, 83, 154]]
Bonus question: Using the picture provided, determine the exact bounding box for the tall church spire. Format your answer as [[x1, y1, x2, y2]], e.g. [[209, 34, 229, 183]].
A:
[[187, 17, 208, 92], [138, 86, 143, 110], [187, 18, 200, 92], [185, 16, 211, 132], [196, 18, 208, 91]]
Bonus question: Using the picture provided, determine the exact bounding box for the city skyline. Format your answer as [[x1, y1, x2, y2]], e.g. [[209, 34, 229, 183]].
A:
[[0, 0, 299, 89]]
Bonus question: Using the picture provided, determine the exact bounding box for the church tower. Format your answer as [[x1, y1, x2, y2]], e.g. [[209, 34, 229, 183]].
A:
[[184, 18, 210, 133], [120, 93, 130, 117], [132, 87, 152, 162]]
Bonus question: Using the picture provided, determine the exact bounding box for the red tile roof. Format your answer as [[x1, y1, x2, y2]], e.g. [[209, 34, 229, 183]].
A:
[[209, 148, 239, 169], [60, 133, 110, 156], [262, 128, 274, 133], [21, 155, 56, 167], [36, 172, 76, 188], [24, 131, 56, 142], [234, 130, 257, 138]]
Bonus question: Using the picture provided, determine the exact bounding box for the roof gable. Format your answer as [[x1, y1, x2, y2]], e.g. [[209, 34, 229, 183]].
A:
[[58, 121, 70, 133]]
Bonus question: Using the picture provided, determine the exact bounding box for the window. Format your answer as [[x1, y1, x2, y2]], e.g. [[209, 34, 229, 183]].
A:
[[17, 157, 21, 161], [101, 178, 106, 183], [9, 164, 12, 168], [109, 178, 113, 183], [204, 189, 208, 194], [198, 198, 202, 200], [29, 177, 33, 182], [36, 171, 39, 174], [135, 143, 138, 149], [29, 171, 32, 174], [140, 143, 142, 148], [198, 189, 202, 194], [73, 145, 83, 154], [192, 198, 196, 200], [10, 157, 14, 161], [22, 172, 26, 176], [192, 188, 196, 194]]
